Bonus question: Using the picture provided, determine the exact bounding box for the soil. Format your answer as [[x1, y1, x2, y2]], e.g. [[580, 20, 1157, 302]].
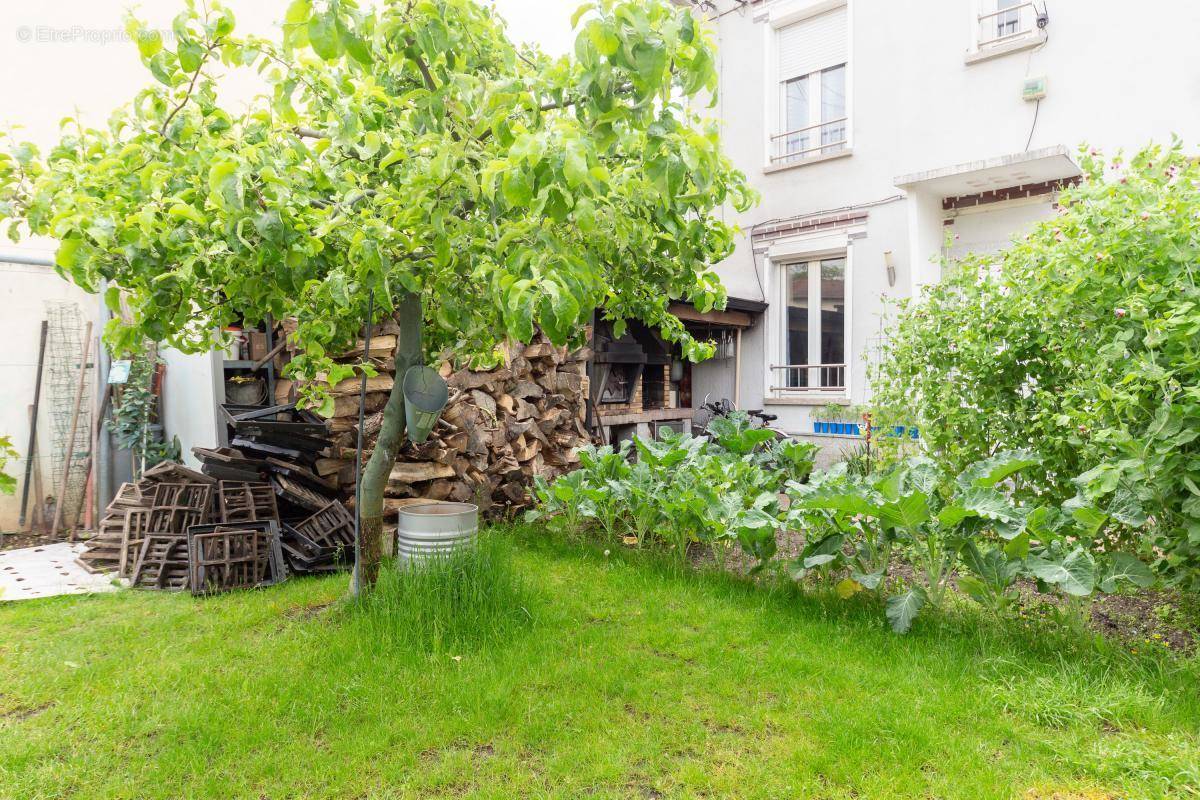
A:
[[0, 530, 72, 552]]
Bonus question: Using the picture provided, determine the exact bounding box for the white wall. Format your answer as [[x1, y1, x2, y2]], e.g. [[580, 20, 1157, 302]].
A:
[[0, 259, 102, 531], [946, 198, 1056, 260], [160, 348, 224, 470], [702, 0, 1200, 432]]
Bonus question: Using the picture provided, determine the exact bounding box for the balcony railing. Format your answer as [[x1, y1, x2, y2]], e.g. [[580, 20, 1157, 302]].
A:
[[770, 117, 848, 164], [769, 363, 846, 396], [978, 2, 1038, 46]]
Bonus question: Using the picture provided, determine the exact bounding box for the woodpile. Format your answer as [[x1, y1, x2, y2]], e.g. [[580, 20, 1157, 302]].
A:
[[274, 323, 593, 516]]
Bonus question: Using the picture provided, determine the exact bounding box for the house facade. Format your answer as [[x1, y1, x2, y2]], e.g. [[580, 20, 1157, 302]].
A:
[[687, 0, 1200, 437]]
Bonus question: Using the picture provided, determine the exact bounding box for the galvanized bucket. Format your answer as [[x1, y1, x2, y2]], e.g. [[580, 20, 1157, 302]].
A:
[[395, 502, 479, 563]]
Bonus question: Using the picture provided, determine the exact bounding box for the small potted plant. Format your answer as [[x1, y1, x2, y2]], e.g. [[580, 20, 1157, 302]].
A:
[[814, 403, 864, 436]]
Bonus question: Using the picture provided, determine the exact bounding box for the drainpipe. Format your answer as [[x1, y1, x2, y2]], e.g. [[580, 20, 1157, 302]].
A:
[[0, 247, 54, 267], [96, 280, 113, 513], [733, 328, 742, 408]]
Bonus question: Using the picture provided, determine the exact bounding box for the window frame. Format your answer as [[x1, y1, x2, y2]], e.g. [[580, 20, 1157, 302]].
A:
[[765, 241, 854, 401], [762, 0, 852, 171], [776, 63, 847, 164], [968, 0, 1044, 61]]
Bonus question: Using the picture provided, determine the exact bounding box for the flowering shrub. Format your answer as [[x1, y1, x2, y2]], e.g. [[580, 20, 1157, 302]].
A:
[[871, 142, 1200, 587]]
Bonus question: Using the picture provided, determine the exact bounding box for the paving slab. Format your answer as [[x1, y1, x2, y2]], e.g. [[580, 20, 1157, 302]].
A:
[[0, 542, 124, 601]]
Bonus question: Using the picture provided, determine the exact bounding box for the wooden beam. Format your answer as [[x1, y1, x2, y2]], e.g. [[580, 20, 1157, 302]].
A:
[[669, 303, 754, 329]]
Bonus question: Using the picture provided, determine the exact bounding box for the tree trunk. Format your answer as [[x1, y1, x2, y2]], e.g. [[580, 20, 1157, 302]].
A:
[[356, 292, 422, 591]]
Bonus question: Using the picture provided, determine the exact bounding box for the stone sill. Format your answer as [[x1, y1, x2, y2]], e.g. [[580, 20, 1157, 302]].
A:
[[764, 395, 850, 406], [965, 32, 1047, 65], [763, 148, 852, 175]]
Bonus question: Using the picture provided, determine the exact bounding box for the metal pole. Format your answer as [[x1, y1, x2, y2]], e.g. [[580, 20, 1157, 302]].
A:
[[50, 322, 92, 541], [19, 321, 48, 529], [26, 405, 44, 530], [351, 290, 374, 596]]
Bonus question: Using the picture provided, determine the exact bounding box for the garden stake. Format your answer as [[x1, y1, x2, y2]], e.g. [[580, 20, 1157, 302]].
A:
[[51, 321, 92, 542], [352, 289, 374, 596], [18, 320, 48, 530]]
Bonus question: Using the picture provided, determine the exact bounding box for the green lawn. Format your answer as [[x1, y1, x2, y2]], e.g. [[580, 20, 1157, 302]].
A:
[[1, 530, 1198, 799]]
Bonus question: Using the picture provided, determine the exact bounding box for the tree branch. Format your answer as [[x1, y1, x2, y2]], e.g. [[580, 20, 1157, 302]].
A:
[[159, 41, 222, 140]]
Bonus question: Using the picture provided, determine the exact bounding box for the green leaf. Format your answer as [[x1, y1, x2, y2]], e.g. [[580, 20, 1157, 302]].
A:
[[956, 450, 1040, 490], [1025, 548, 1095, 596], [570, 2, 595, 28], [168, 203, 205, 225], [956, 574, 990, 604], [284, 0, 312, 25], [338, 19, 372, 65], [798, 489, 881, 519], [885, 586, 927, 634], [254, 210, 286, 243], [835, 578, 864, 599], [177, 39, 205, 72], [55, 237, 83, 270], [208, 161, 243, 212], [1098, 552, 1154, 592], [586, 20, 619, 56], [308, 12, 342, 60], [135, 29, 163, 60], [879, 492, 930, 530], [379, 149, 405, 170], [502, 169, 534, 207]]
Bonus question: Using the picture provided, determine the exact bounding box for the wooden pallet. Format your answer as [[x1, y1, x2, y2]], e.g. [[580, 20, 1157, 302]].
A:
[[270, 474, 334, 513], [280, 523, 350, 574], [118, 508, 151, 577], [187, 522, 286, 594], [147, 483, 212, 533], [294, 500, 355, 549], [131, 534, 190, 590], [217, 481, 279, 524]]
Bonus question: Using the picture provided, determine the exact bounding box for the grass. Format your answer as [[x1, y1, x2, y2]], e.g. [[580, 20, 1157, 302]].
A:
[[0, 527, 1198, 799]]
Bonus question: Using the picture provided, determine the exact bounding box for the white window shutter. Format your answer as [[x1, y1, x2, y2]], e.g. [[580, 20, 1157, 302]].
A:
[[778, 6, 848, 82]]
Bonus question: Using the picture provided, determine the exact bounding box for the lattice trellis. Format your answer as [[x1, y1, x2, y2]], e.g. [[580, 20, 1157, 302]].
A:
[[44, 301, 93, 525]]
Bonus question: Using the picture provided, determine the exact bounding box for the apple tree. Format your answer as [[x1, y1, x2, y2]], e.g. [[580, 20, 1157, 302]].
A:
[[0, 0, 754, 587]]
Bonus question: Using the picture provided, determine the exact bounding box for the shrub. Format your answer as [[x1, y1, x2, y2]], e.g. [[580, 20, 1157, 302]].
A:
[[0, 435, 16, 495], [871, 141, 1200, 587]]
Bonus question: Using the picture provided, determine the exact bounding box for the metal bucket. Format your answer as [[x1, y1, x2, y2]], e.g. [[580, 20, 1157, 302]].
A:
[[395, 502, 479, 563]]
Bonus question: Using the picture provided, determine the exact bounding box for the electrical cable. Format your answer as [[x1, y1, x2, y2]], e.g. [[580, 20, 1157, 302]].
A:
[[1024, 97, 1041, 152]]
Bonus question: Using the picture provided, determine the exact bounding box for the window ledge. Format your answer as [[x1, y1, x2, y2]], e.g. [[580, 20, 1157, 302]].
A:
[[764, 148, 852, 175], [764, 395, 850, 406], [965, 31, 1046, 65]]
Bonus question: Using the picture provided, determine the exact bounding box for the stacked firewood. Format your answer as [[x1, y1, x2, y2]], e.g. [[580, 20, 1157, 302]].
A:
[[274, 323, 592, 516]]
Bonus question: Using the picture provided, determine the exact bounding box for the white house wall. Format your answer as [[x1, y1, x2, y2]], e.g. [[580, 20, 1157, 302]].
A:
[[701, 0, 1200, 433], [0, 259, 102, 531]]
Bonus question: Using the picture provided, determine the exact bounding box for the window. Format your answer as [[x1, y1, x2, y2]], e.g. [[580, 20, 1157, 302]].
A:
[[773, 6, 848, 165], [995, 0, 1021, 38], [978, 0, 1034, 47], [779, 256, 847, 392]]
